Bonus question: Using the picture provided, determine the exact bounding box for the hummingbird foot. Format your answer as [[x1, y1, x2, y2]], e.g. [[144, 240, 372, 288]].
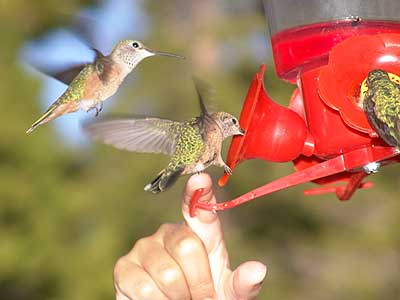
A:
[[89, 102, 104, 117], [223, 164, 232, 175], [95, 102, 104, 117]]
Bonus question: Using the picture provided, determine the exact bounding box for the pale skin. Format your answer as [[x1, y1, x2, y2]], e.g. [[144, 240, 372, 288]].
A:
[[113, 173, 266, 300]]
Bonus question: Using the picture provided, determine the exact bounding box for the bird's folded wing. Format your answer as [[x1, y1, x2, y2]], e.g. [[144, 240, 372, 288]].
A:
[[95, 56, 115, 83], [83, 118, 182, 155], [50, 64, 88, 85]]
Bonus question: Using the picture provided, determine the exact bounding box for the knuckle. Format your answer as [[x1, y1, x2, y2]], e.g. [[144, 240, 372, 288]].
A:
[[114, 264, 156, 299], [113, 256, 129, 280], [118, 276, 154, 299], [174, 234, 203, 256], [114, 272, 131, 293], [136, 281, 156, 299], [133, 236, 151, 252], [157, 264, 181, 285]]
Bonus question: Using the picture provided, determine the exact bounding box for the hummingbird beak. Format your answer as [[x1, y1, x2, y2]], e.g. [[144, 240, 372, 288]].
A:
[[239, 127, 245, 135], [145, 46, 185, 59]]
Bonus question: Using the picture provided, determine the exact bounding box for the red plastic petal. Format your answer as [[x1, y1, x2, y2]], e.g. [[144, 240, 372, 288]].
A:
[[318, 33, 400, 135]]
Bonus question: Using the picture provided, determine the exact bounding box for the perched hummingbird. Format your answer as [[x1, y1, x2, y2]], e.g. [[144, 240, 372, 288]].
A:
[[363, 69, 400, 147], [26, 40, 183, 134], [83, 79, 245, 193]]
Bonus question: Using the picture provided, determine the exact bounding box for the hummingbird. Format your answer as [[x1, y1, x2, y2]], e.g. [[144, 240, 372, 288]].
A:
[[26, 40, 184, 134], [363, 69, 400, 147], [83, 79, 245, 193]]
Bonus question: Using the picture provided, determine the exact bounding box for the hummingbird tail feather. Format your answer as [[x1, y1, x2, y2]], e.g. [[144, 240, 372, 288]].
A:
[[144, 166, 184, 194], [26, 106, 57, 134], [26, 101, 79, 134]]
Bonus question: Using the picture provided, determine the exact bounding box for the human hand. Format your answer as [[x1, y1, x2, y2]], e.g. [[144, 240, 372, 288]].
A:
[[113, 173, 266, 300]]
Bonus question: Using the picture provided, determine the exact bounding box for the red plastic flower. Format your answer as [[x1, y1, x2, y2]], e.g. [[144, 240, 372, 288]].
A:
[[318, 33, 400, 136]]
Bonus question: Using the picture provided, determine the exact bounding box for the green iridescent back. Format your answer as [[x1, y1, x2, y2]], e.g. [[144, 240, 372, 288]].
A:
[[59, 64, 94, 103], [169, 118, 205, 168], [364, 71, 400, 146], [372, 78, 400, 131]]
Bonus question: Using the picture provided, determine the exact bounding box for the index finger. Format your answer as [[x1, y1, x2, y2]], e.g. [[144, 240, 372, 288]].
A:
[[182, 173, 226, 255]]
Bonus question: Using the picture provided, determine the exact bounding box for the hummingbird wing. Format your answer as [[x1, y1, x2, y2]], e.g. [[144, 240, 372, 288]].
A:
[[192, 77, 219, 138], [30, 48, 105, 85], [83, 118, 183, 155], [50, 64, 88, 85], [192, 77, 215, 117], [94, 55, 115, 83]]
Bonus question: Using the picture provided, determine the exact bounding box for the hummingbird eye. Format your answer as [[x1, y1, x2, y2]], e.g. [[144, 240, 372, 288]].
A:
[[231, 118, 237, 125], [132, 42, 140, 48]]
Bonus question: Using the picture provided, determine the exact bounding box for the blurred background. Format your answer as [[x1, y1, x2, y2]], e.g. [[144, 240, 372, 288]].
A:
[[1, 0, 400, 299]]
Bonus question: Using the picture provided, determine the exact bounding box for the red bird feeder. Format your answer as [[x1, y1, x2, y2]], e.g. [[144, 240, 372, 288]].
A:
[[190, 0, 400, 217]]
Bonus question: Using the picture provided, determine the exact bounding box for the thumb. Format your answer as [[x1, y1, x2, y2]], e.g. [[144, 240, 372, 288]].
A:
[[228, 261, 267, 300]]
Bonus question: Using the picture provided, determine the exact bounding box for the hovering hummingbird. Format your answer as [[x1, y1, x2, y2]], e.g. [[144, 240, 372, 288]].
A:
[[363, 69, 400, 147], [26, 40, 184, 134], [83, 79, 245, 193]]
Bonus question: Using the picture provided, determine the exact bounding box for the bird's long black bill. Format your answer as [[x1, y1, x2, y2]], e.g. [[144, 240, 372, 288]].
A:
[[154, 51, 185, 59], [145, 46, 185, 59]]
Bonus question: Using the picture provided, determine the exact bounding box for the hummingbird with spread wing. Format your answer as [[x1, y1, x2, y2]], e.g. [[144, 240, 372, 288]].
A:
[[26, 40, 184, 134], [363, 69, 400, 147], [83, 79, 245, 193]]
